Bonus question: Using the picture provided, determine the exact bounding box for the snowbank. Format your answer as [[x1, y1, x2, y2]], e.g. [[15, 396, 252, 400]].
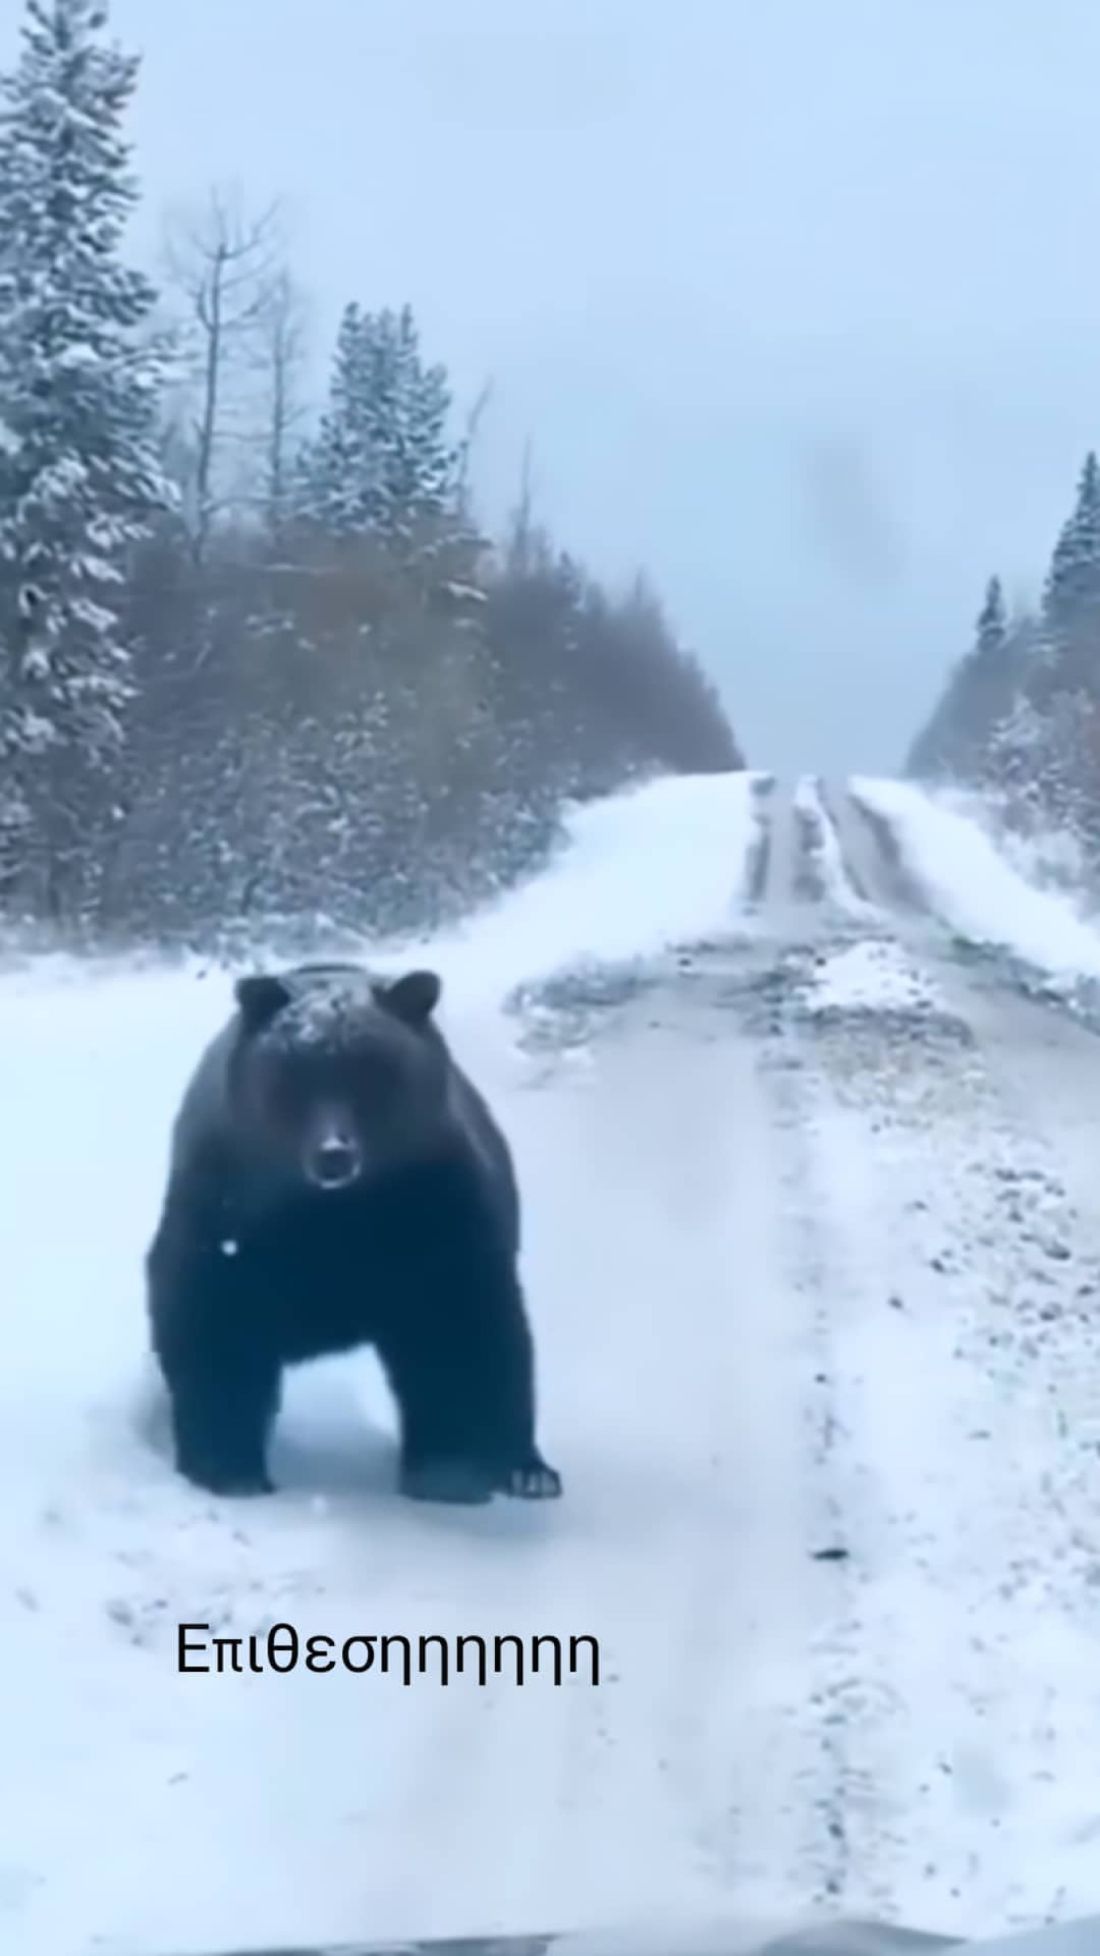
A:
[[380, 769, 762, 1011], [927, 781, 1093, 903], [851, 777, 1100, 985], [0, 771, 762, 1028]]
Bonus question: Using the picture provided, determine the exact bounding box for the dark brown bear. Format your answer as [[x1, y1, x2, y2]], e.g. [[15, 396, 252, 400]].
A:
[[146, 960, 560, 1505]]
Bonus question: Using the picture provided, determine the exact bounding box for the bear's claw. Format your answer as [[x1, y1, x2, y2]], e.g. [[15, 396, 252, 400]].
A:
[[496, 1460, 562, 1499]]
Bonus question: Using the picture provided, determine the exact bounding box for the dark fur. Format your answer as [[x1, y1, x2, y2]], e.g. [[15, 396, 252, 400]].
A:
[[146, 961, 560, 1505]]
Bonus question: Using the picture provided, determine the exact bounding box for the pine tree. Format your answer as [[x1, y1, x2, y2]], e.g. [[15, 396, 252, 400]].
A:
[[384, 304, 455, 530], [297, 301, 459, 543], [975, 574, 1006, 660], [0, 0, 173, 910], [295, 302, 379, 534], [1043, 451, 1100, 634]]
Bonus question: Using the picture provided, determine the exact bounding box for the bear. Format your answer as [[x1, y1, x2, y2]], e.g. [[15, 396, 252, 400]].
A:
[[145, 959, 561, 1506]]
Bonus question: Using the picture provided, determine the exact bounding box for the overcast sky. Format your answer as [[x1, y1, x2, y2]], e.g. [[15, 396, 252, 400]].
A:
[[9, 0, 1100, 774]]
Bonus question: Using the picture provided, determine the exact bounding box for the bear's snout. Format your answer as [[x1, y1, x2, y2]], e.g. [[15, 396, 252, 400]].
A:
[[309, 1137, 361, 1190], [302, 1107, 363, 1191]]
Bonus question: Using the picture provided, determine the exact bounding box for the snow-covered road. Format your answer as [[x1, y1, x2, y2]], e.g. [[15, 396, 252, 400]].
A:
[[7, 773, 1100, 1956]]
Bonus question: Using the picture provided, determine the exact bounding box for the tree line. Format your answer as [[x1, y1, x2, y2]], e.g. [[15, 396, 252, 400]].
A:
[[0, 0, 742, 955], [907, 450, 1100, 858]]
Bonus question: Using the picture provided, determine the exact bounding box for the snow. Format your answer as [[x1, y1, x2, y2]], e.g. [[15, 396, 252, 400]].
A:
[[261, 963, 382, 1049], [805, 938, 942, 1015], [797, 1039, 1100, 1936], [852, 776, 1100, 986], [371, 768, 764, 1011], [7, 770, 1100, 1952], [0, 768, 771, 1956], [793, 777, 877, 919], [925, 781, 1092, 904]]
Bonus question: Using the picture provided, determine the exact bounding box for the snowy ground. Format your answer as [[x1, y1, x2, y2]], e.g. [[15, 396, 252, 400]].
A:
[[7, 772, 1100, 1955], [850, 777, 1100, 988]]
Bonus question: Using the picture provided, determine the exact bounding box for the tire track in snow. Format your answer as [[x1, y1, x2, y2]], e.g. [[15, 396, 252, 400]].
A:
[[752, 1012, 859, 1910], [771, 985, 1100, 1936], [681, 895, 1100, 1937], [747, 777, 897, 940], [797, 780, 879, 921], [824, 785, 931, 919], [578, 964, 872, 1914], [763, 785, 801, 913], [494, 1001, 827, 1921], [792, 783, 828, 904], [751, 780, 821, 927], [744, 774, 775, 906]]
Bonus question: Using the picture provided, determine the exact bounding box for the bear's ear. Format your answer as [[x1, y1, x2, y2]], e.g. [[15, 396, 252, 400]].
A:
[[374, 968, 441, 1027], [234, 973, 291, 1033]]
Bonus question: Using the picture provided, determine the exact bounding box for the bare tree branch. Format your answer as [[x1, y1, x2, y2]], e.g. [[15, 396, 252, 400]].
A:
[[161, 186, 287, 563], [454, 377, 493, 518], [254, 268, 310, 544]]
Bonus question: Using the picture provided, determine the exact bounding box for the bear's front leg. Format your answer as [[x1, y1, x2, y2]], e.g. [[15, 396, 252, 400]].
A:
[[165, 1350, 281, 1497], [379, 1254, 561, 1505], [481, 1303, 562, 1502], [148, 1229, 281, 1497], [383, 1346, 497, 1505]]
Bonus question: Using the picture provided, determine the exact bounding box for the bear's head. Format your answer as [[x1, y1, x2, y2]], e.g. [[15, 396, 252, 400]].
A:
[[227, 964, 450, 1193]]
